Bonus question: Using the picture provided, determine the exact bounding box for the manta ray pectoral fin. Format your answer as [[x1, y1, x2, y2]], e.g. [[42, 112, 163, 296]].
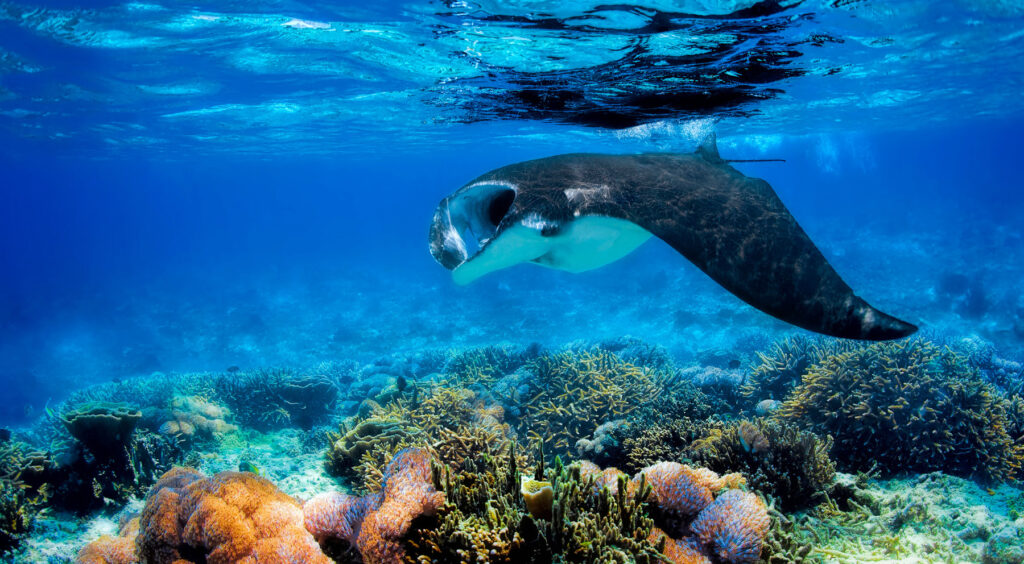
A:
[[619, 152, 917, 341]]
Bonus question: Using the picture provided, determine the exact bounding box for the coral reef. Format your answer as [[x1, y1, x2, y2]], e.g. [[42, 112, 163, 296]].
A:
[[778, 339, 1024, 481], [741, 336, 853, 406], [127, 466, 331, 563], [685, 419, 836, 511], [304, 447, 444, 563], [444, 344, 539, 386], [325, 385, 526, 494], [690, 490, 770, 564], [48, 401, 181, 513], [0, 479, 34, 554], [75, 517, 139, 564], [151, 395, 237, 443], [507, 350, 668, 457], [61, 402, 142, 463], [217, 369, 340, 430]]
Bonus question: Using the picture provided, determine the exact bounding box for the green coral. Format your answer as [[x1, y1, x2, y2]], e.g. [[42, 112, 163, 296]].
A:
[[742, 336, 855, 404], [0, 479, 34, 554], [778, 339, 1023, 482], [508, 350, 670, 458], [444, 344, 538, 386], [685, 418, 836, 512], [408, 444, 664, 564]]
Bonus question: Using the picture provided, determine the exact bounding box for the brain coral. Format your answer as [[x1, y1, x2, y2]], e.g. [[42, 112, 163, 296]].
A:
[[304, 447, 444, 564], [690, 490, 770, 564], [133, 467, 330, 564]]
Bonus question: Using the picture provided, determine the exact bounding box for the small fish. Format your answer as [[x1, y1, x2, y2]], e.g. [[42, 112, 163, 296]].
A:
[[239, 460, 261, 475]]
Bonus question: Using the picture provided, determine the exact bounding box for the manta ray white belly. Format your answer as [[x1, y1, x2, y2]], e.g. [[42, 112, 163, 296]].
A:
[[452, 216, 652, 285]]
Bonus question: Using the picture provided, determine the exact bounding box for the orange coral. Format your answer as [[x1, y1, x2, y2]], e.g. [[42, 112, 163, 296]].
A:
[[633, 462, 714, 519], [133, 468, 330, 564], [648, 527, 712, 564], [75, 518, 140, 564]]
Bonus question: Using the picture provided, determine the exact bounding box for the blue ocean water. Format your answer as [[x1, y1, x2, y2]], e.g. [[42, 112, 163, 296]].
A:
[[1, 0, 1023, 432]]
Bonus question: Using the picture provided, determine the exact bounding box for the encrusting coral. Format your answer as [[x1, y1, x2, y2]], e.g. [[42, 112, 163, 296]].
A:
[[77, 466, 332, 564], [778, 339, 1024, 481]]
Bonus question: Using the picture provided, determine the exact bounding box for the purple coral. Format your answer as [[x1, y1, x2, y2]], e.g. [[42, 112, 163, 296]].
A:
[[690, 490, 770, 564]]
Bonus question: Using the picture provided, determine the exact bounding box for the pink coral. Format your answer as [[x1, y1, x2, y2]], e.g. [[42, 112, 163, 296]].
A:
[[302, 447, 444, 564], [579, 460, 628, 495], [634, 462, 714, 519], [690, 490, 770, 564]]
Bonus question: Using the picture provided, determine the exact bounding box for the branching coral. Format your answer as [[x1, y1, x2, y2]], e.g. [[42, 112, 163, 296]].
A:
[[325, 386, 528, 494], [131, 466, 331, 564], [685, 419, 836, 511], [217, 369, 339, 430], [0, 479, 34, 554], [507, 350, 668, 458], [444, 344, 539, 386], [742, 337, 854, 404], [778, 339, 1024, 481]]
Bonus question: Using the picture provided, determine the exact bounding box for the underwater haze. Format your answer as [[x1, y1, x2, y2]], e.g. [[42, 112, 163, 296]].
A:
[[1, 0, 1024, 563]]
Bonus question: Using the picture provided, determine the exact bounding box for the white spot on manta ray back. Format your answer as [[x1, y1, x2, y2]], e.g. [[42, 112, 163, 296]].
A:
[[564, 184, 612, 206]]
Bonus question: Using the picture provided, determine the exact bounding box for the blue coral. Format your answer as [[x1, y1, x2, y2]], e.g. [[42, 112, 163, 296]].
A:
[[690, 490, 769, 564]]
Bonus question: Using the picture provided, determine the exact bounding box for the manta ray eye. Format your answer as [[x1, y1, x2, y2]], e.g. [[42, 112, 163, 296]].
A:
[[487, 188, 515, 226]]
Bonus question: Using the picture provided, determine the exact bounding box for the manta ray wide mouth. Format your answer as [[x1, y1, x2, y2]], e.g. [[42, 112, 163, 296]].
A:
[[428, 182, 517, 270]]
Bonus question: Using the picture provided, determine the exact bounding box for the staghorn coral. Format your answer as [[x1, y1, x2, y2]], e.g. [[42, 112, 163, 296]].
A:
[[304, 447, 444, 564], [685, 419, 835, 512], [690, 490, 770, 564], [217, 368, 340, 430], [509, 350, 668, 458], [75, 518, 140, 564], [618, 418, 719, 476], [742, 336, 855, 404], [778, 339, 1024, 481], [443, 344, 539, 386], [326, 386, 528, 494]]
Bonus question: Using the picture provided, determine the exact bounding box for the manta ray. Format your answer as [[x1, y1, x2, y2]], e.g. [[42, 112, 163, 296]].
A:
[[428, 135, 917, 340]]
